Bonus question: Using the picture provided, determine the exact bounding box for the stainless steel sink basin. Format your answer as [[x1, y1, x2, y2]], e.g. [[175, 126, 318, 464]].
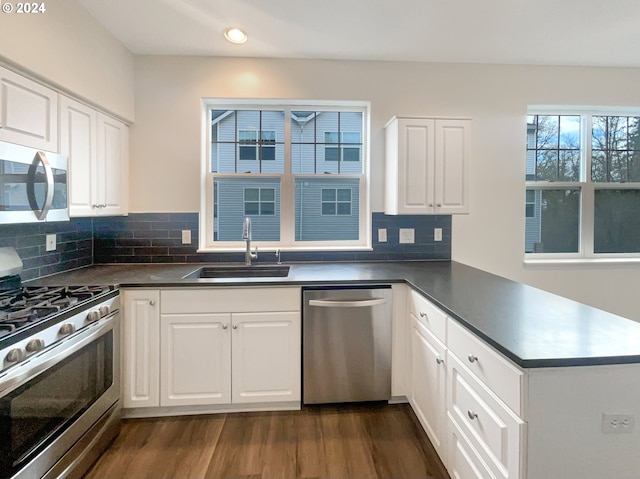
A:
[[183, 265, 290, 279]]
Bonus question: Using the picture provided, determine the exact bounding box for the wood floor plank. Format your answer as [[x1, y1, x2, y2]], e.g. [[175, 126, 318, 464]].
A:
[[86, 404, 451, 479]]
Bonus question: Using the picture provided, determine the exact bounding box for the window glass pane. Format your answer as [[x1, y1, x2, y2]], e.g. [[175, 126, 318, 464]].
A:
[[343, 147, 360, 162], [212, 110, 284, 174], [337, 202, 351, 215], [260, 188, 274, 201], [527, 115, 580, 182], [343, 132, 360, 144], [244, 188, 259, 201], [295, 177, 359, 241], [525, 188, 580, 253], [592, 116, 640, 183], [325, 147, 339, 162], [324, 132, 339, 144], [337, 189, 351, 201], [244, 202, 259, 215], [215, 177, 280, 241], [321, 203, 336, 215], [322, 189, 336, 201], [260, 202, 275, 215], [594, 189, 640, 253]]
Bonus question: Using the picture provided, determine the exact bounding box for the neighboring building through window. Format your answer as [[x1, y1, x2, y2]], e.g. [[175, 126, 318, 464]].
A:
[[204, 102, 369, 249], [525, 110, 640, 258]]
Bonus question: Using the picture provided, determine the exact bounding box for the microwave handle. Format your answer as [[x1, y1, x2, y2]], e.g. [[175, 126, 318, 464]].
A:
[[27, 151, 55, 220]]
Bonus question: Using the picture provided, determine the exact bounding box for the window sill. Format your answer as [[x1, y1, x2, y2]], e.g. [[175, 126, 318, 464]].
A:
[[197, 245, 374, 253], [524, 257, 640, 268]]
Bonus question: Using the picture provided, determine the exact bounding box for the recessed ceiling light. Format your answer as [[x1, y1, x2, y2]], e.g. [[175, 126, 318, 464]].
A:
[[224, 27, 248, 44]]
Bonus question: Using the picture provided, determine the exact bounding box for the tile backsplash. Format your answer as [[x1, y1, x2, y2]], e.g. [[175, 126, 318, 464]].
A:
[[0, 218, 93, 281], [0, 212, 451, 280]]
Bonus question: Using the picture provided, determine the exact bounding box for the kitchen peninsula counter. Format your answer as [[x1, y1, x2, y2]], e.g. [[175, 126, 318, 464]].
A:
[[29, 260, 640, 369]]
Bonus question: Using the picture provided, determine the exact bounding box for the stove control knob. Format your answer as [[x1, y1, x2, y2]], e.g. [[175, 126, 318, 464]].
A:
[[26, 339, 45, 353], [6, 348, 25, 364], [86, 310, 101, 323], [99, 305, 110, 317], [59, 323, 76, 336]]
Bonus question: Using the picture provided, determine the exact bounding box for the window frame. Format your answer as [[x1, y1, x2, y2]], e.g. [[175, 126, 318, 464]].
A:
[[201, 99, 371, 252], [525, 106, 640, 262]]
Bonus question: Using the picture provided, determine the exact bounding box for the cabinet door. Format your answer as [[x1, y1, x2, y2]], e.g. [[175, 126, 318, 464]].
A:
[[434, 119, 470, 214], [96, 113, 128, 215], [0, 67, 58, 151], [231, 311, 300, 404], [160, 313, 231, 406], [396, 118, 436, 214], [409, 314, 447, 461], [60, 96, 98, 216], [122, 290, 160, 408], [448, 414, 497, 479]]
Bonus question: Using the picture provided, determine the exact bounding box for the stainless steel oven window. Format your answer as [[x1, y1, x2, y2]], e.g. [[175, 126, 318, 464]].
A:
[[0, 330, 113, 477]]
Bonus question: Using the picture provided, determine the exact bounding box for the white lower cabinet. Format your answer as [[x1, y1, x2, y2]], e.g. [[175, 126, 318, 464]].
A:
[[448, 414, 497, 479], [231, 311, 300, 404], [122, 287, 301, 413], [122, 289, 160, 408], [409, 314, 447, 461], [160, 313, 231, 406]]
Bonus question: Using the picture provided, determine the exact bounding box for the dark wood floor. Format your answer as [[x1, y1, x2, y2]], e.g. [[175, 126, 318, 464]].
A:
[[85, 403, 451, 479]]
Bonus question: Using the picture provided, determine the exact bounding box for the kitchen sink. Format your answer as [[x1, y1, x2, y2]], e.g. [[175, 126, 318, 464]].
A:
[[182, 265, 290, 279]]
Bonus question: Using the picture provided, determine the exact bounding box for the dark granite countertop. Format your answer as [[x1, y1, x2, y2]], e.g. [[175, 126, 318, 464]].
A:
[[28, 260, 640, 369]]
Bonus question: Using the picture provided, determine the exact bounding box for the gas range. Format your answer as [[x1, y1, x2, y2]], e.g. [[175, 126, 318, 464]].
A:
[[0, 278, 119, 372], [0, 283, 115, 339]]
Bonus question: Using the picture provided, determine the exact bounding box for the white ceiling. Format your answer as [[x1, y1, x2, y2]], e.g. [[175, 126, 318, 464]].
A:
[[76, 0, 640, 68]]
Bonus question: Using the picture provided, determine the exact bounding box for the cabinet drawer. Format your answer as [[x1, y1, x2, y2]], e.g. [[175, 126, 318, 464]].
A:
[[447, 318, 523, 415], [448, 414, 498, 479], [448, 353, 524, 479], [408, 288, 447, 342], [161, 287, 300, 314]]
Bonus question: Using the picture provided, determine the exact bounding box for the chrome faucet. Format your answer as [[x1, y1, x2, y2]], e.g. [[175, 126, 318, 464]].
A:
[[242, 217, 258, 265]]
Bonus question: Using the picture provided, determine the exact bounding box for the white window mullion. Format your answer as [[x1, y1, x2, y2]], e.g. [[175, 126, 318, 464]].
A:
[[280, 107, 294, 245]]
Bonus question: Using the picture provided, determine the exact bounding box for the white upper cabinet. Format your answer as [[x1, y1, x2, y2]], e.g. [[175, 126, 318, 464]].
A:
[[0, 66, 58, 151], [385, 117, 470, 215], [60, 95, 129, 216]]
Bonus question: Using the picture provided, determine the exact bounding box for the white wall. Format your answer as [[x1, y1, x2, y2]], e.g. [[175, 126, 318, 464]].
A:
[[132, 56, 640, 322], [0, 0, 135, 121]]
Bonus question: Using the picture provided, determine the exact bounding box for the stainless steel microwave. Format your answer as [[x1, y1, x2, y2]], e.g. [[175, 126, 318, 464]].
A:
[[0, 141, 69, 224]]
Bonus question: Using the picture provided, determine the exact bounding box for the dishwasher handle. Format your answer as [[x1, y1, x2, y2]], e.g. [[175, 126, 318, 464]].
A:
[[308, 298, 388, 308]]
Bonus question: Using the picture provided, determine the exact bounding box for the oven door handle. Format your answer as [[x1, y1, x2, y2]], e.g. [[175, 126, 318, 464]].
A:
[[0, 312, 118, 396]]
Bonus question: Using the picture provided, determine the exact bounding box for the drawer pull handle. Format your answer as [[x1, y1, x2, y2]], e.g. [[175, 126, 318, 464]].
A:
[[436, 356, 444, 365], [232, 324, 238, 330], [468, 410, 478, 420], [222, 324, 228, 330], [419, 312, 427, 319], [149, 300, 156, 306], [468, 354, 478, 363]]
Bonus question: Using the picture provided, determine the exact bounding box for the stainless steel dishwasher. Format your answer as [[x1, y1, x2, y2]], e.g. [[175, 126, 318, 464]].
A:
[[303, 285, 392, 404]]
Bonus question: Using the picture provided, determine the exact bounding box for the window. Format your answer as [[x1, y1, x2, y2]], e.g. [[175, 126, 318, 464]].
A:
[[525, 109, 640, 258], [244, 188, 275, 216], [324, 132, 361, 162], [321, 188, 352, 215], [204, 101, 369, 250]]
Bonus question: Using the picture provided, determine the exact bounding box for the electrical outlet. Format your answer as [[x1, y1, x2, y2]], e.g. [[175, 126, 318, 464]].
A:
[[181, 230, 192, 245], [434, 228, 443, 242], [378, 228, 387, 243], [602, 413, 636, 433], [399, 228, 415, 244], [46, 234, 56, 252]]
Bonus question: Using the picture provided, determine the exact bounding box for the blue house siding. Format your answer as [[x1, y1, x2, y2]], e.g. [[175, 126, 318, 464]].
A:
[[214, 178, 280, 241], [294, 177, 360, 241]]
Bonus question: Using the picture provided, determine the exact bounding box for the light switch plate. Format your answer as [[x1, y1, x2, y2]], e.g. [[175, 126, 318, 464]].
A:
[[378, 228, 387, 242], [434, 228, 443, 242], [46, 234, 56, 252], [181, 230, 192, 244], [399, 228, 415, 244]]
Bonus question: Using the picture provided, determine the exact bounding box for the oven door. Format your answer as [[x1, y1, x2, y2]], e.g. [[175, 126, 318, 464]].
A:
[[0, 312, 120, 479], [0, 141, 68, 224]]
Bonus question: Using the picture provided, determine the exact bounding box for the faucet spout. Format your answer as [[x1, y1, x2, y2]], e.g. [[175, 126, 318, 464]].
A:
[[243, 217, 258, 265]]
